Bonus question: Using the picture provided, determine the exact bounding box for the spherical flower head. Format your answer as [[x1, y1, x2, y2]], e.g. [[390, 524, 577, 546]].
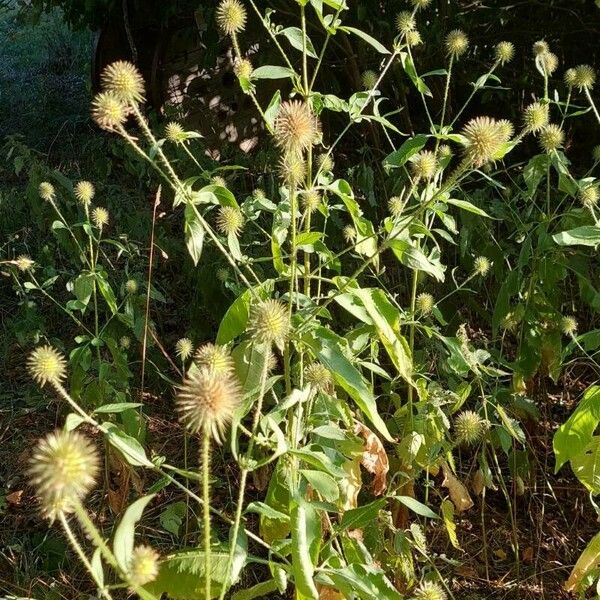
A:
[[101, 60, 145, 104], [539, 52, 558, 76], [473, 255, 491, 276], [39, 182, 55, 202], [573, 64, 596, 90], [538, 124, 564, 153], [413, 581, 447, 600], [405, 30, 423, 47], [74, 181, 95, 206], [396, 11, 416, 33], [495, 41, 515, 65], [438, 144, 453, 160], [411, 150, 437, 180], [593, 145, 600, 162], [361, 70, 378, 90], [274, 100, 321, 157], [216, 267, 229, 282], [28, 345, 67, 387], [194, 343, 234, 375], [561, 315, 578, 336], [217, 206, 244, 236], [532, 40, 549, 57], [91, 91, 129, 130], [445, 30, 469, 59], [249, 299, 290, 349], [279, 153, 306, 187], [211, 175, 228, 188], [29, 430, 99, 521], [317, 153, 334, 173], [216, 0, 247, 35], [523, 101, 549, 133], [120, 336, 131, 350], [302, 189, 321, 214], [564, 68, 577, 88], [388, 195, 405, 218], [175, 338, 194, 361], [461, 117, 509, 167], [165, 121, 186, 143], [125, 279, 138, 294], [176, 367, 241, 442], [15, 255, 34, 272], [304, 362, 333, 393], [234, 58, 253, 80], [416, 292, 434, 316], [128, 545, 160, 587], [497, 119, 514, 140], [92, 207, 109, 229], [579, 184, 599, 208], [343, 224, 357, 243], [411, 0, 432, 9], [454, 410, 486, 446]]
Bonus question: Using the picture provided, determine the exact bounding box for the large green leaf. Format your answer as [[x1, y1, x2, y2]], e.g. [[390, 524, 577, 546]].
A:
[[290, 502, 319, 600], [566, 531, 600, 592], [383, 135, 428, 169], [553, 226, 600, 247], [113, 495, 155, 573], [570, 436, 600, 494], [320, 565, 403, 600], [184, 204, 205, 266]]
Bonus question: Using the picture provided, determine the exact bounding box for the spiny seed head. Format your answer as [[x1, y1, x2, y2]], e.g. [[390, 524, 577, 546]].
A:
[[101, 60, 145, 103], [279, 153, 306, 186], [523, 101, 549, 133], [561, 315, 578, 336], [411, 150, 437, 180], [462, 117, 510, 166], [175, 338, 194, 361], [454, 411, 486, 446], [579, 184, 599, 208], [302, 189, 321, 213], [125, 279, 138, 294], [211, 175, 228, 188], [120, 336, 131, 349], [91, 91, 129, 130], [388, 195, 406, 218], [165, 121, 186, 143], [217, 268, 229, 282], [495, 41, 515, 65], [39, 182, 55, 202], [15, 255, 34, 272], [217, 206, 244, 236], [445, 30, 469, 59], [361, 70, 378, 90], [28, 345, 67, 386], [29, 430, 99, 521], [593, 145, 600, 162], [497, 119, 515, 140], [411, 0, 432, 9], [249, 299, 290, 348], [564, 68, 577, 88], [438, 144, 453, 160], [304, 362, 333, 393], [194, 343, 234, 375], [416, 292, 434, 316], [343, 224, 357, 243], [396, 11, 416, 33], [92, 207, 109, 228], [533, 40, 549, 56], [406, 30, 423, 47], [474, 255, 491, 276], [539, 52, 558, 76], [317, 153, 334, 173], [176, 367, 241, 442], [234, 58, 253, 80], [128, 546, 160, 587], [413, 581, 447, 600], [539, 124, 564, 153], [573, 64, 596, 90], [274, 101, 321, 157], [216, 0, 247, 35], [74, 181, 95, 205]]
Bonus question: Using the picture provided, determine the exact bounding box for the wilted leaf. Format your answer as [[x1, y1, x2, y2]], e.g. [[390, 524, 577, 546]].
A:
[[354, 421, 389, 496], [441, 499, 460, 549], [339, 457, 362, 511], [566, 532, 600, 592], [441, 462, 473, 513]]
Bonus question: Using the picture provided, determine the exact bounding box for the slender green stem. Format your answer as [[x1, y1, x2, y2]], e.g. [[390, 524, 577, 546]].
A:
[[585, 87, 600, 125], [451, 62, 499, 127], [202, 431, 212, 600]]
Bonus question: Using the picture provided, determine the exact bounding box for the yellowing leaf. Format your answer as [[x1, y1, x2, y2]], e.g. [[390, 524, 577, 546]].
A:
[[566, 531, 600, 592], [442, 462, 473, 513], [354, 421, 389, 496], [339, 458, 362, 511], [441, 499, 460, 549]]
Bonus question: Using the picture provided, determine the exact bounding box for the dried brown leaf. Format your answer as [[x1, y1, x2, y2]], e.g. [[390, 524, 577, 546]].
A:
[[442, 462, 474, 513], [354, 421, 389, 496]]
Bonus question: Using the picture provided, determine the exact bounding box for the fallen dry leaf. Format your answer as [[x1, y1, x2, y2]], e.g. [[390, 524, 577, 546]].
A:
[[318, 585, 345, 600], [494, 548, 507, 560], [522, 546, 534, 563], [354, 421, 389, 496], [6, 490, 23, 505], [471, 469, 485, 496], [441, 462, 474, 513]]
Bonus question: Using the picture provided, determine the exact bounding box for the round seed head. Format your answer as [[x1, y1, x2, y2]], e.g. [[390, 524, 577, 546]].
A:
[[128, 545, 160, 587], [92, 207, 109, 229], [175, 338, 194, 361], [279, 153, 306, 186], [495, 41, 515, 65], [532, 40, 549, 56], [216, 0, 247, 35], [39, 182, 55, 202], [473, 255, 491, 276], [396, 11, 416, 33], [564, 68, 577, 88], [411, 150, 437, 180], [573, 64, 596, 90], [211, 175, 228, 188], [176, 367, 241, 442], [438, 144, 453, 160], [28, 345, 67, 387], [249, 299, 290, 348], [538, 124, 564, 153], [343, 224, 357, 243], [593, 145, 600, 162], [101, 60, 145, 103], [74, 181, 95, 205], [234, 58, 253, 80], [497, 119, 514, 140], [405, 29, 423, 47], [29, 430, 99, 521], [317, 153, 334, 173], [217, 206, 244, 236], [411, 0, 432, 8], [302, 189, 321, 213], [194, 343, 234, 375], [15, 255, 34, 272], [165, 122, 186, 143], [274, 100, 321, 157], [413, 581, 447, 600], [125, 279, 138, 294], [579, 184, 599, 208], [388, 195, 405, 218], [416, 292, 434, 316], [523, 101, 549, 133], [216, 268, 229, 282], [304, 362, 333, 393], [454, 410, 486, 446], [461, 117, 509, 166], [561, 315, 578, 336], [445, 30, 469, 59], [540, 52, 558, 76], [120, 336, 131, 350], [361, 70, 378, 90], [92, 91, 129, 130]]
